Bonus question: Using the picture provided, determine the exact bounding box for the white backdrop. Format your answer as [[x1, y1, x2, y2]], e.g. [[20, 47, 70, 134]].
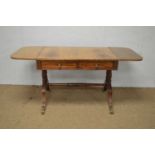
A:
[[0, 26, 154, 87]]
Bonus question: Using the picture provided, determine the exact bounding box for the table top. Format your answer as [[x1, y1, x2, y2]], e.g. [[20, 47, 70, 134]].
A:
[[11, 46, 143, 61]]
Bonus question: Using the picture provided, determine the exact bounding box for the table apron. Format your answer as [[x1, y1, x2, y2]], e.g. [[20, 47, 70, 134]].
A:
[[36, 60, 118, 70]]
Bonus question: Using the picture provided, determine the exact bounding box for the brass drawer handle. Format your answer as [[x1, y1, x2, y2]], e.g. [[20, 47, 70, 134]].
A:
[[95, 64, 98, 69], [58, 63, 61, 69]]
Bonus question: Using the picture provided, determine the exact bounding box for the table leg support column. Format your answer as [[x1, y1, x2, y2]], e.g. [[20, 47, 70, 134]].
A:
[[44, 70, 50, 91], [104, 70, 114, 114], [41, 70, 49, 115]]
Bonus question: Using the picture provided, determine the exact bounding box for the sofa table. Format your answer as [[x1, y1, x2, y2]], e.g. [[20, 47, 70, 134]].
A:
[[11, 46, 143, 114]]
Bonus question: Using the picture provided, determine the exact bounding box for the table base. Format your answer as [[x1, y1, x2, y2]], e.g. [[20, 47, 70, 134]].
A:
[[41, 70, 113, 115]]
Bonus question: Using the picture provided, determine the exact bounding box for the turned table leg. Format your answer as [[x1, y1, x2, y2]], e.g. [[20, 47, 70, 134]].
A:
[[44, 70, 50, 91], [103, 70, 114, 114], [41, 70, 50, 115]]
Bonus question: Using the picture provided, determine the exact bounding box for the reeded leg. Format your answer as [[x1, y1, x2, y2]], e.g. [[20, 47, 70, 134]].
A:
[[41, 70, 49, 115], [104, 70, 114, 114]]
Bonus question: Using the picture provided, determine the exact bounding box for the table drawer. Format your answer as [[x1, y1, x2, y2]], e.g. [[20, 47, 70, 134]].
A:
[[79, 61, 118, 70], [37, 61, 77, 69]]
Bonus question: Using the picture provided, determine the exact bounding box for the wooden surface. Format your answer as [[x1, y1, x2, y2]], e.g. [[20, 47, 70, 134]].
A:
[[11, 46, 143, 61]]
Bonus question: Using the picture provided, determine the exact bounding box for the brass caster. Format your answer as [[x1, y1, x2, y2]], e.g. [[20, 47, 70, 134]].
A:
[[109, 106, 114, 115]]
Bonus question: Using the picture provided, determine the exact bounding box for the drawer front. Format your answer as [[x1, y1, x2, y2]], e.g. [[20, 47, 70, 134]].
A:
[[79, 61, 118, 70], [79, 62, 98, 69], [37, 61, 118, 70], [37, 61, 77, 69]]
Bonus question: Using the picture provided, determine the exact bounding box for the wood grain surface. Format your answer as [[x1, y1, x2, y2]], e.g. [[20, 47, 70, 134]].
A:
[[11, 46, 143, 61]]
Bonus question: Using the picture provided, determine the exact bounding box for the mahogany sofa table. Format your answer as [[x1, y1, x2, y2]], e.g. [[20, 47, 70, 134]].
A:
[[11, 46, 142, 114]]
